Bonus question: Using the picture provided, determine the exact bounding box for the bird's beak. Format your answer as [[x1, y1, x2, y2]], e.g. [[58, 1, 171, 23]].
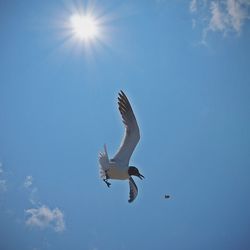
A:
[[139, 174, 145, 180]]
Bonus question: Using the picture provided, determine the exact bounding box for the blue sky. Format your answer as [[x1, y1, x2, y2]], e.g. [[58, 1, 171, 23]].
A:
[[0, 0, 250, 249]]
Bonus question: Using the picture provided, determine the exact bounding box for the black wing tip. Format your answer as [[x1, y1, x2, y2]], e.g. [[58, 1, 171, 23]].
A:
[[128, 177, 138, 203], [118, 91, 132, 110], [118, 90, 128, 100], [128, 195, 137, 203], [128, 195, 136, 203], [118, 91, 131, 115]]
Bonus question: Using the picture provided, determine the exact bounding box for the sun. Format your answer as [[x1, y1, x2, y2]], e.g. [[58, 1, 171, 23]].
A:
[[56, 3, 111, 55], [70, 14, 99, 42]]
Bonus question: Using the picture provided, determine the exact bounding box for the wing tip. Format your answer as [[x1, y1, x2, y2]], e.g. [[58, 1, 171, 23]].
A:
[[128, 177, 138, 203], [118, 90, 127, 100]]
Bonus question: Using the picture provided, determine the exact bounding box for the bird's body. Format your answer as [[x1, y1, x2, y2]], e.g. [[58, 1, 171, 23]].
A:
[[98, 91, 144, 203], [106, 165, 129, 180]]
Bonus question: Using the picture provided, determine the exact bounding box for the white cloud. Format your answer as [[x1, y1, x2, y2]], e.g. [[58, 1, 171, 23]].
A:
[[25, 205, 65, 232], [190, 0, 250, 37], [23, 176, 66, 233]]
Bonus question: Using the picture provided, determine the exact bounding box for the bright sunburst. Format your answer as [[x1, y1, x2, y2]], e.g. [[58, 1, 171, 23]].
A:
[[55, 2, 112, 56], [70, 14, 99, 41]]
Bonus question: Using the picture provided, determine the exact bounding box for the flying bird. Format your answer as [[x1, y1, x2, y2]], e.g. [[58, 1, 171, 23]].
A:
[[98, 91, 144, 203]]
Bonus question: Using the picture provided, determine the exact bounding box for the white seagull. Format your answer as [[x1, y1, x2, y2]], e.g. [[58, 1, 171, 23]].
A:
[[98, 91, 144, 203]]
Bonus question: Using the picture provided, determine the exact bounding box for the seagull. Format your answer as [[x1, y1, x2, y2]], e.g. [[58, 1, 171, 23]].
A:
[[98, 91, 144, 203]]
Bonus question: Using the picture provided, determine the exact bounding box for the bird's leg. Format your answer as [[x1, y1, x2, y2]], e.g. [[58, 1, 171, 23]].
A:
[[103, 171, 111, 188], [103, 179, 111, 188]]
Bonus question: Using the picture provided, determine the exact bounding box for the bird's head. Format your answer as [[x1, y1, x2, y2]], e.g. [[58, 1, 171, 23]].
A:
[[128, 166, 144, 180]]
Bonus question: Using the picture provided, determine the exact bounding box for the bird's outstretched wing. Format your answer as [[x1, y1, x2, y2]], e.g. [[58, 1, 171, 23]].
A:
[[98, 144, 109, 179], [112, 91, 140, 167], [128, 177, 138, 203]]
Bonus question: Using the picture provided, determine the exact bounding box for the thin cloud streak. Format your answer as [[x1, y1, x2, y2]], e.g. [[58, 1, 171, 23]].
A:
[[0, 163, 7, 193]]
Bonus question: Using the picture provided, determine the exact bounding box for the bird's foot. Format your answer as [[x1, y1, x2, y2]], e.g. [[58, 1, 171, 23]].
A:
[[103, 179, 111, 188]]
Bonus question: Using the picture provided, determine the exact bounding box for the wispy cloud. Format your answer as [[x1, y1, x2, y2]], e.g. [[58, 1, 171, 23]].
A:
[[0, 163, 7, 193], [24, 175, 33, 188], [190, 0, 198, 13], [0, 180, 7, 192], [189, 0, 250, 39], [23, 175, 39, 205], [28, 187, 39, 205], [209, 1, 227, 32], [25, 205, 65, 232], [227, 0, 249, 32], [0, 163, 3, 175]]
